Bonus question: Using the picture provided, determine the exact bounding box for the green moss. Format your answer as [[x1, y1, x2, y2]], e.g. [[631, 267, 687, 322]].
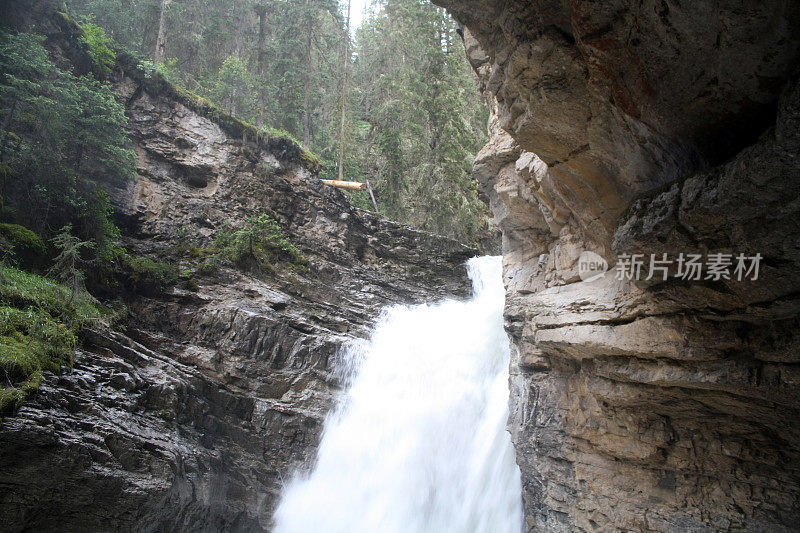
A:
[[0, 372, 42, 416], [0, 306, 76, 359], [0, 264, 104, 418], [0, 335, 42, 378], [0, 263, 106, 324], [0, 387, 25, 415], [53, 11, 84, 40], [300, 148, 322, 171], [0, 223, 45, 253], [261, 128, 321, 171], [0, 223, 46, 268]]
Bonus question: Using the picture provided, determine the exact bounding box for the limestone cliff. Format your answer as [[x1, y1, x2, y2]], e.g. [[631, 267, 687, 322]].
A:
[[435, 0, 800, 530], [0, 5, 475, 531]]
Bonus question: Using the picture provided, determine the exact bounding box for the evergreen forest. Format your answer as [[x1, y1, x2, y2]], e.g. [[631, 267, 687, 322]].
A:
[[65, 0, 492, 245]]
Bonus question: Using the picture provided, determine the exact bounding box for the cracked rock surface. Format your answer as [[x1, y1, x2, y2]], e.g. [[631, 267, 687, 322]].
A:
[[435, 0, 800, 530], [0, 5, 476, 531]]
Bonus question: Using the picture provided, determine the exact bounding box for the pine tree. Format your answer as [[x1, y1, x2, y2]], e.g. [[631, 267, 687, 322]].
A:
[[211, 56, 256, 118], [350, 0, 488, 242], [63, 0, 490, 244], [0, 31, 135, 254], [49, 225, 95, 305]]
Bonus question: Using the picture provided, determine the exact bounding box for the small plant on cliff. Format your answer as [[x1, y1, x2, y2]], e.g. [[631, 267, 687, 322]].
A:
[[213, 214, 306, 274], [118, 253, 179, 295], [49, 225, 94, 305]]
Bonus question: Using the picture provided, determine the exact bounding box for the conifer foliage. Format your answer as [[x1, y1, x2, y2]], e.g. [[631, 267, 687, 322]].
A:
[[351, 0, 489, 242], [64, 0, 491, 245], [0, 31, 135, 258]]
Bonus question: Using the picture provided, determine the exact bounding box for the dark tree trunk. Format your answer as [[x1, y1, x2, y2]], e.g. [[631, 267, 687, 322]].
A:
[[302, 0, 313, 148], [337, 0, 351, 181], [255, 3, 268, 128]]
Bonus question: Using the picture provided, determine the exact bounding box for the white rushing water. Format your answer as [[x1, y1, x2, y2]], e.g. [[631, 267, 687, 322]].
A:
[[274, 256, 523, 533]]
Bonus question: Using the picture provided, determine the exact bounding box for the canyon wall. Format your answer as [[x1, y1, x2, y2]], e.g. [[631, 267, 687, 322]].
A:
[[434, 0, 800, 530], [0, 5, 475, 531]]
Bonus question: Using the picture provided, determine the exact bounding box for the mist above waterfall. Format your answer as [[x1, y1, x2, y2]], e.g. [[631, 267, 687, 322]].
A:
[[275, 256, 523, 533]]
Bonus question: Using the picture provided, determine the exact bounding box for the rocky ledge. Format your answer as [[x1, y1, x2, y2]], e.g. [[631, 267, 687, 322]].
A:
[[0, 4, 476, 531], [435, 0, 800, 531]]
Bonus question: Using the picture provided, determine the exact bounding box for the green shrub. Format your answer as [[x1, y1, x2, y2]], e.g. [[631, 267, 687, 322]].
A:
[[79, 22, 116, 77], [196, 259, 221, 276], [120, 254, 179, 294], [213, 214, 306, 273], [172, 244, 205, 259], [49, 224, 95, 305], [182, 276, 200, 292]]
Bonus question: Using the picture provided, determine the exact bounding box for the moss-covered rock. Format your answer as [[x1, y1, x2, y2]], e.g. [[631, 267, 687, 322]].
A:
[[0, 263, 107, 418], [0, 223, 47, 269]]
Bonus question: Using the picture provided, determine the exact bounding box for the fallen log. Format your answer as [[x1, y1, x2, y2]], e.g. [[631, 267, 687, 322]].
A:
[[320, 179, 366, 191]]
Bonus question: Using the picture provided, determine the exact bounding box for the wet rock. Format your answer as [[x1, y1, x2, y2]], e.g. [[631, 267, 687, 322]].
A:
[[0, 6, 476, 531]]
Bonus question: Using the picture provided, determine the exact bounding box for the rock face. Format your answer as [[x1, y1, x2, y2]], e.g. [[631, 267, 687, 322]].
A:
[[435, 0, 800, 530], [0, 6, 475, 531]]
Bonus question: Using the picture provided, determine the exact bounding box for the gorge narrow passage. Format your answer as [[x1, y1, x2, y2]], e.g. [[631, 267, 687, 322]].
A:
[[274, 256, 523, 533]]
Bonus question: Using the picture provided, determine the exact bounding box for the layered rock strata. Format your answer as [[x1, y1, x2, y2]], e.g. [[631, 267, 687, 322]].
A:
[[0, 5, 475, 531], [436, 0, 800, 530]]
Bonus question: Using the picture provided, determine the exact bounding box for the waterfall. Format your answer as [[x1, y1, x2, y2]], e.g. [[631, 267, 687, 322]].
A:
[[274, 256, 523, 533]]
